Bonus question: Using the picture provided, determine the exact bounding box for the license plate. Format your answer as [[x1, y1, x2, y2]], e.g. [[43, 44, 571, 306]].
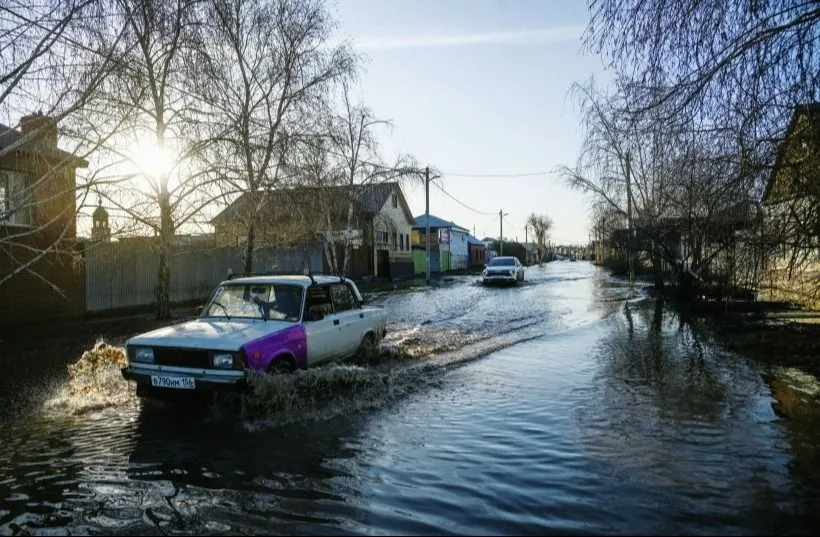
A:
[[150, 375, 195, 390]]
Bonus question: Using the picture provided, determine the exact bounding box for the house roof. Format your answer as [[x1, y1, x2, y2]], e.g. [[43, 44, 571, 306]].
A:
[[412, 214, 470, 233], [763, 102, 820, 202], [467, 234, 484, 245], [0, 123, 88, 167], [211, 181, 413, 225]]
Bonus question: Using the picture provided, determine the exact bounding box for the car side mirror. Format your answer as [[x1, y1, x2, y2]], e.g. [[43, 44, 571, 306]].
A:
[[196, 305, 204, 315]]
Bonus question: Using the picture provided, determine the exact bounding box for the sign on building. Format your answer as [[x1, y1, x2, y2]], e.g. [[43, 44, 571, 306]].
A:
[[439, 228, 450, 244]]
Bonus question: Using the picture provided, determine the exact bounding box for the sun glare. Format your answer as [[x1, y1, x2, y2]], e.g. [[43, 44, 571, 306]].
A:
[[129, 142, 176, 180]]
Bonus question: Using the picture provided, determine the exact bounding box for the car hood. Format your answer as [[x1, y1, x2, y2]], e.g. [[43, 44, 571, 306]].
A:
[[126, 318, 295, 351]]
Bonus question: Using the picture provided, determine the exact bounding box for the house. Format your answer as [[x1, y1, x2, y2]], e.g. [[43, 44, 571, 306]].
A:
[[468, 235, 487, 267], [761, 102, 820, 308], [211, 181, 414, 280], [0, 113, 89, 325], [411, 214, 470, 273]]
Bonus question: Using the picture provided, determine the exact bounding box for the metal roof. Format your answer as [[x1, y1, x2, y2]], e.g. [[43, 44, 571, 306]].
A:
[[412, 214, 470, 233], [222, 274, 355, 287]]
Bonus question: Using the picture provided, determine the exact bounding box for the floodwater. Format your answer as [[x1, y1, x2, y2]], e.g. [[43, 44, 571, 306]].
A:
[[1, 262, 819, 535]]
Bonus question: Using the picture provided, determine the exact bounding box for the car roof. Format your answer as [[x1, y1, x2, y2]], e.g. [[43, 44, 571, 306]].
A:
[[220, 275, 356, 287], [491, 256, 517, 260]]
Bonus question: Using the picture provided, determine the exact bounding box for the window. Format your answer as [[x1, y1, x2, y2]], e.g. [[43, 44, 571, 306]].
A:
[[406, 233, 410, 250], [304, 285, 334, 318], [203, 283, 303, 321], [392, 231, 397, 250], [400, 233, 404, 250], [0, 170, 34, 226], [330, 283, 356, 312], [376, 230, 388, 244], [391, 193, 398, 208]]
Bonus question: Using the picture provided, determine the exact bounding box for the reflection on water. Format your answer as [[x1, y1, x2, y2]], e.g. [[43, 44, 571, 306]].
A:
[[1, 262, 819, 535]]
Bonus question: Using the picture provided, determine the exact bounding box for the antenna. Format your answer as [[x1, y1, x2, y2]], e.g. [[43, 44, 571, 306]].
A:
[[306, 262, 316, 285]]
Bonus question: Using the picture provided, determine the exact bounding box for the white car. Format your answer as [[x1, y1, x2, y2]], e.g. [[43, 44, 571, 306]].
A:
[[482, 256, 525, 285], [121, 274, 387, 398]]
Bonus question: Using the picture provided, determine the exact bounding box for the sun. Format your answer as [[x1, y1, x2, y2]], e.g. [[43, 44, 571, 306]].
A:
[[129, 141, 176, 180]]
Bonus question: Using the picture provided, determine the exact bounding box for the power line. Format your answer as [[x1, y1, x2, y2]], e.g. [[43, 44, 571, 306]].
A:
[[439, 170, 556, 178], [430, 180, 496, 216]]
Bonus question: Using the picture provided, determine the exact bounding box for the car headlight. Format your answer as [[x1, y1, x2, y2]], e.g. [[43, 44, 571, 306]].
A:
[[133, 347, 154, 363], [212, 353, 234, 369], [509, 269, 515, 275]]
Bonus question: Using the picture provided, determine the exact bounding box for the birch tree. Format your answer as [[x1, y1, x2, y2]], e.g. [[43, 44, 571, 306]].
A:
[[90, 0, 215, 319], [197, 0, 354, 274], [526, 213, 552, 265], [323, 80, 421, 275]]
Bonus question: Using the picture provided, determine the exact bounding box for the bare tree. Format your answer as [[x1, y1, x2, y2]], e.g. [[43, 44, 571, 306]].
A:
[[526, 213, 552, 265], [585, 0, 819, 123], [563, 78, 768, 294], [88, 0, 215, 319], [583, 0, 819, 296], [197, 0, 355, 274], [1, 0, 128, 290], [323, 80, 421, 274]]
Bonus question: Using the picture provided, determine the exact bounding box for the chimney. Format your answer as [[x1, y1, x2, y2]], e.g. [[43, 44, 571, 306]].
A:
[[20, 112, 57, 147]]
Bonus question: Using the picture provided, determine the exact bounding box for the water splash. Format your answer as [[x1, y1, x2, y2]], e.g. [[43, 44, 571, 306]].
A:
[[45, 340, 136, 415]]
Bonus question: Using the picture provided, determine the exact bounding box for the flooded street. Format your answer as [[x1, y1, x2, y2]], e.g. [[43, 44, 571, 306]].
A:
[[1, 262, 819, 535]]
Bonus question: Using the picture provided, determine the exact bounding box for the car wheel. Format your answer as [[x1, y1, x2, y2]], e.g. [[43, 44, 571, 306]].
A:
[[268, 357, 295, 374], [356, 334, 376, 364]]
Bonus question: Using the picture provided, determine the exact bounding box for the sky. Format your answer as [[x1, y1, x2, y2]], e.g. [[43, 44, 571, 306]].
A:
[[331, 0, 613, 245]]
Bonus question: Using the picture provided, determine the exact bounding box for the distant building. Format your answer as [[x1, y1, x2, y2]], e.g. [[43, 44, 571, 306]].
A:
[[468, 235, 487, 267], [211, 181, 414, 280], [91, 200, 111, 242], [411, 214, 470, 273]]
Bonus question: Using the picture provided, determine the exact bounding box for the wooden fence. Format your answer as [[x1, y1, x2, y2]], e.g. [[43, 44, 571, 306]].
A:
[[85, 242, 323, 312]]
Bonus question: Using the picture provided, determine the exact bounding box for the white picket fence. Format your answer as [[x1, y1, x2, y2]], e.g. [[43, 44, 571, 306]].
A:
[[84, 242, 323, 312]]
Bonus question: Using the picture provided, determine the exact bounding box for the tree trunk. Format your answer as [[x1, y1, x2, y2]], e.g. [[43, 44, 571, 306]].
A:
[[341, 197, 355, 275], [342, 239, 352, 275], [155, 189, 173, 320], [323, 239, 338, 273], [243, 221, 255, 274], [651, 245, 665, 290]]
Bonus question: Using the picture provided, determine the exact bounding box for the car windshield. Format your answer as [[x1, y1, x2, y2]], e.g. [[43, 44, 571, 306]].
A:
[[488, 257, 515, 267], [203, 283, 303, 321]]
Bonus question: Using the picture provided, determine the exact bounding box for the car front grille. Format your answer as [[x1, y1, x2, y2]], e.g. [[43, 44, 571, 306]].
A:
[[152, 348, 211, 368]]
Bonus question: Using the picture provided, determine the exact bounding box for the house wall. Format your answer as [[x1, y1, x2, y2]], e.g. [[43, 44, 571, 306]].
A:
[[0, 145, 84, 326], [469, 244, 487, 266], [448, 229, 469, 270], [0, 233, 84, 326], [0, 152, 77, 239], [372, 190, 413, 278]]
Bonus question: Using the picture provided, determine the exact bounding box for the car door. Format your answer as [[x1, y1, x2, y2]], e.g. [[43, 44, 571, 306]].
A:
[[302, 285, 339, 366], [329, 282, 361, 356]]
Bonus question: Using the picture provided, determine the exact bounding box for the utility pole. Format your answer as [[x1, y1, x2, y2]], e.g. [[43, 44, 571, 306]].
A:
[[498, 209, 507, 256], [626, 151, 634, 288], [425, 166, 431, 284]]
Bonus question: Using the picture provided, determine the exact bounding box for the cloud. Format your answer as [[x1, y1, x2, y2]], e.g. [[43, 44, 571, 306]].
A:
[[354, 25, 585, 51]]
